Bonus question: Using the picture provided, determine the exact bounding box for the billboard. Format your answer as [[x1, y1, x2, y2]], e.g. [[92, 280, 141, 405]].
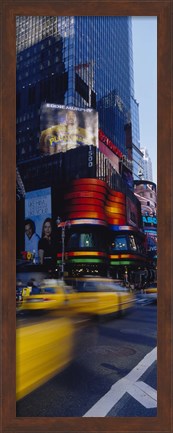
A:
[[142, 215, 157, 259], [40, 103, 98, 155], [99, 140, 119, 173], [121, 164, 134, 191], [126, 197, 140, 228], [24, 187, 51, 258], [145, 230, 157, 258]]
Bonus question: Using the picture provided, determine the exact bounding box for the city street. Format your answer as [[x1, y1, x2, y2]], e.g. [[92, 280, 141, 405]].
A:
[[16, 300, 157, 417], [15, 16, 158, 419]]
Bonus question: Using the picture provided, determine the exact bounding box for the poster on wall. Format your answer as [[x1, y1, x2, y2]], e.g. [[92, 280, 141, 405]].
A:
[[40, 103, 98, 155], [24, 187, 51, 259]]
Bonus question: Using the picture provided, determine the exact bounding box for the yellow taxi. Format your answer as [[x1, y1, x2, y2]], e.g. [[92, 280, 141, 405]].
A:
[[64, 277, 135, 317], [19, 277, 135, 318], [143, 282, 157, 302], [16, 312, 88, 401], [21, 279, 67, 311], [16, 316, 75, 400]]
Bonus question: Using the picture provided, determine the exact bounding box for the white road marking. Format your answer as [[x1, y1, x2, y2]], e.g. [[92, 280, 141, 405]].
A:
[[133, 380, 157, 401], [83, 347, 157, 417], [128, 381, 157, 408]]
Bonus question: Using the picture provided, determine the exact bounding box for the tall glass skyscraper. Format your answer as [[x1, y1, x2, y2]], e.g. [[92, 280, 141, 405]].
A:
[[130, 95, 143, 179], [140, 147, 153, 181], [16, 15, 141, 176]]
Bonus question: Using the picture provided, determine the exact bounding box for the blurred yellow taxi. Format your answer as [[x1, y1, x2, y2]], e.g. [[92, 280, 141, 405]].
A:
[[65, 277, 135, 317], [16, 316, 76, 401], [16, 313, 88, 401], [21, 279, 67, 311], [143, 282, 157, 302], [16, 277, 134, 400], [19, 277, 135, 317], [16, 282, 31, 312]]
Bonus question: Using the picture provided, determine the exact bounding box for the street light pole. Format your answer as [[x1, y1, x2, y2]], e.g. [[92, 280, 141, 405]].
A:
[[61, 225, 65, 278]]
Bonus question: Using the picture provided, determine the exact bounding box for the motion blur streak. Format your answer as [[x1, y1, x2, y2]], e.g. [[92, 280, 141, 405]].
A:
[[16, 317, 76, 400]]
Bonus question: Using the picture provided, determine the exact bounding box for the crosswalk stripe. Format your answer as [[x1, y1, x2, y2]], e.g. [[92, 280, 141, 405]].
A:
[[128, 381, 157, 408], [83, 347, 157, 417]]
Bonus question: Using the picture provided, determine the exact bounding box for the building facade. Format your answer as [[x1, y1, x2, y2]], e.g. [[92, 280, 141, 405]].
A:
[[17, 145, 146, 278], [16, 15, 141, 178], [134, 180, 157, 267]]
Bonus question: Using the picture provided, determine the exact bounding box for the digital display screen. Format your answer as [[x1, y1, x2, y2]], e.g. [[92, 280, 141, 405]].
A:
[[40, 103, 98, 155]]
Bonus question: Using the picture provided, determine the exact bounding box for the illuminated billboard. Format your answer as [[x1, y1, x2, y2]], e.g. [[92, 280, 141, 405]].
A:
[[121, 164, 134, 191], [145, 231, 157, 258], [24, 187, 51, 259], [40, 103, 98, 155], [142, 215, 157, 259], [99, 140, 120, 173], [126, 197, 140, 228], [142, 215, 157, 226]]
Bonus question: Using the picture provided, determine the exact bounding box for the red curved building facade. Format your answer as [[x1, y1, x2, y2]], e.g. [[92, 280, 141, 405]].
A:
[[56, 177, 147, 278]]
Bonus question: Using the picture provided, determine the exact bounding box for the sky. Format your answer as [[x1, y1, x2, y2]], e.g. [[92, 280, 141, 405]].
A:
[[132, 17, 157, 184]]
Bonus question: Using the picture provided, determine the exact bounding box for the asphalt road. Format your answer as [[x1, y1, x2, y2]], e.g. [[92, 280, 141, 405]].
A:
[[16, 300, 157, 417]]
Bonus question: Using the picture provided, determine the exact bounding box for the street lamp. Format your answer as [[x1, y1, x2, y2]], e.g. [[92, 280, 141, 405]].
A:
[[57, 217, 71, 279]]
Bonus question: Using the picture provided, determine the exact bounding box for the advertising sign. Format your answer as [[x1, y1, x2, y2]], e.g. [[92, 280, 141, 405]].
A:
[[121, 164, 134, 191], [142, 215, 157, 226], [24, 187, 51, 258], [40, 103, 98, 155], [99, 129, 122, 158], [99, 140, 119, 173], [126, 197, 140, 228], [145, 230, 157, 257], [142, 214, 157, 259]]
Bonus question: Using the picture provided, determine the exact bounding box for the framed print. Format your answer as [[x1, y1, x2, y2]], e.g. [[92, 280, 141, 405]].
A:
[[1, 0, 172, 432]]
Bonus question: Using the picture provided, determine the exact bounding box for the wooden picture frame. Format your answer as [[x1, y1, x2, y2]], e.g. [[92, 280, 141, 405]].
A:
[[1, 0, 172, 432]]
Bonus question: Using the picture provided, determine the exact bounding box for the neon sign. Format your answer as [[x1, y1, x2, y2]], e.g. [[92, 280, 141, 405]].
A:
[[143, 216, 157, 225], [99, 129, 123, 158]]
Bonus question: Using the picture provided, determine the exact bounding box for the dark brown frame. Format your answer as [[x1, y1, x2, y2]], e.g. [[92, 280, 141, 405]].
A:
[[1, 0, 172, 432]]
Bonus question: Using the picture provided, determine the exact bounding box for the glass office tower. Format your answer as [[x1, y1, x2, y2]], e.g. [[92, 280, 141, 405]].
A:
[[16, 16, 141, 175], [130, 96, 143, 179]]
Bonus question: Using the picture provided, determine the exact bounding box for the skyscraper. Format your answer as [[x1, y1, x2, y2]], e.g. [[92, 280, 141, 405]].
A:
[[140, 147, 153, 181], [130, 95, 144, 180], [16, 16, 151, 279], [16, 15, 141, 176]]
